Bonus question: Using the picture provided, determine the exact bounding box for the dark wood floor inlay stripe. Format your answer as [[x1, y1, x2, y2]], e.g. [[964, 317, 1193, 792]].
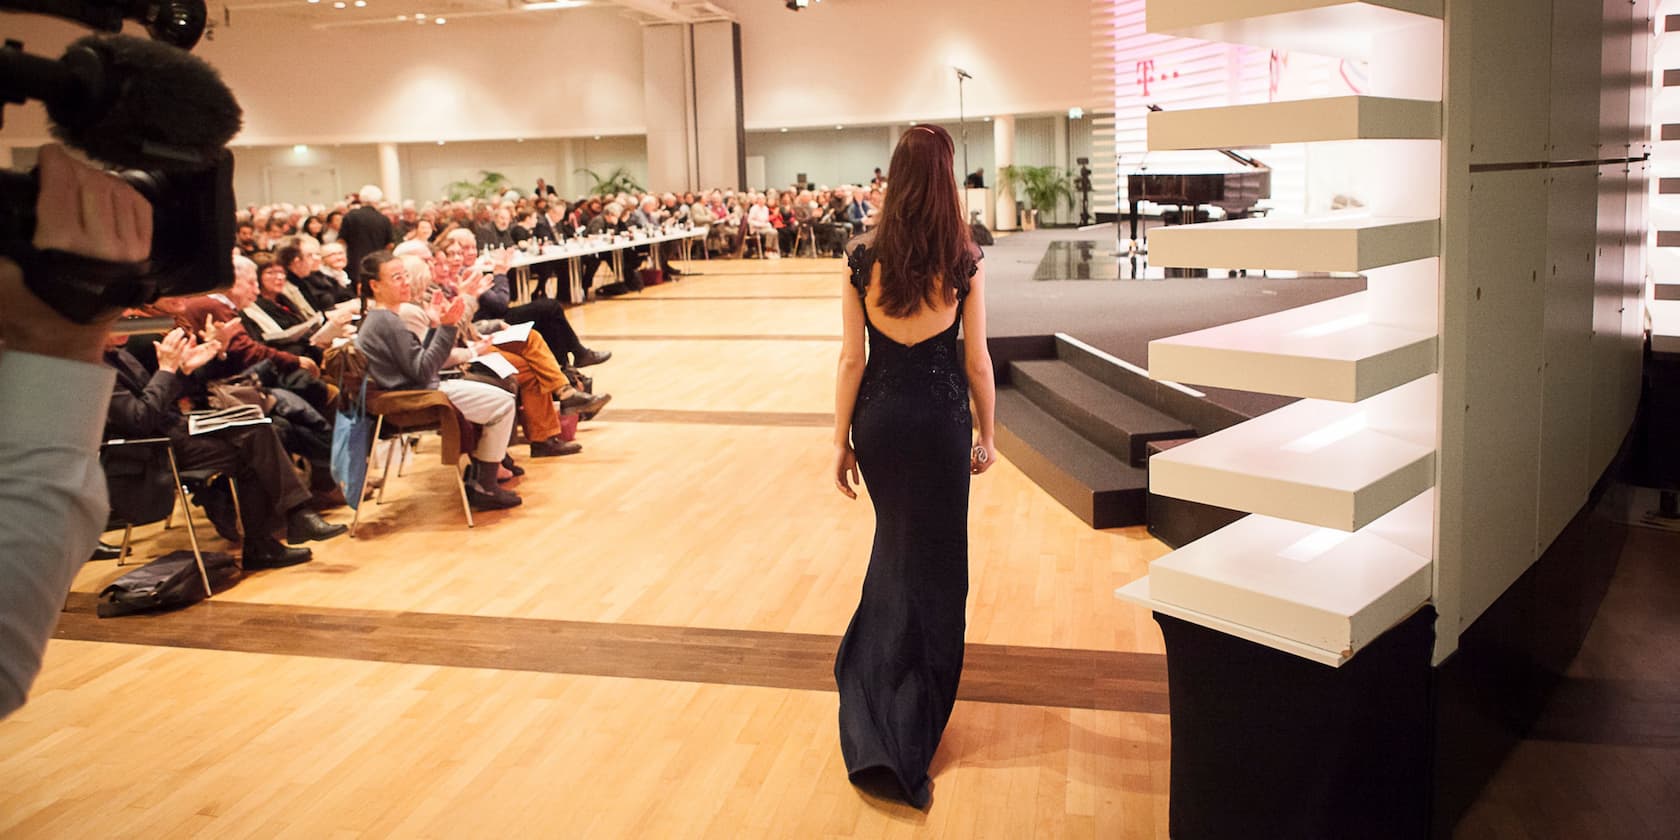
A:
[[55, 594, 1169, 714], [606, 409, 834, 427]]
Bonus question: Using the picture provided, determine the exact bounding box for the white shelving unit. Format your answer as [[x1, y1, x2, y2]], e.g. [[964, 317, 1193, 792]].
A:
[[1136, 491, 1434, 665], [1120, 0, 1444, 666], [1146, 216, 1439, 274], [1147, 96, 1441, 150], [1147, 0, 1443, 62], [1148, 376, 1437, 531], [1148, 291, 1437, 402]]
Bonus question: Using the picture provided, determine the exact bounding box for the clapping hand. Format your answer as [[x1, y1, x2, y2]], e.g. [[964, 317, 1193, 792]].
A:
[[424, 290, 448, 327], [181, 336, 222, 374], [458, 270, 493, 300], [437, 295, 467, 327], [153, 327, 191, 373]]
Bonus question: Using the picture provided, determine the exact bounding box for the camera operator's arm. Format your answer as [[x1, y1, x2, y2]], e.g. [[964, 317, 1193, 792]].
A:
[[0, 144, 150, 719]]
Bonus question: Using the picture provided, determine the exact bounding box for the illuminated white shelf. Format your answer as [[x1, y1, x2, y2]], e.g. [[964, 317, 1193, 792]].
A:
[[1149, 292, 1437, 402], [1147, 96, 1441, 150], [1148, 376, 1437, 531], [1147, 0, 1442, 62], [1148, 215, 1439, 273], [1653, 299, 1680, 355], [1145, 491, 1433, 663]]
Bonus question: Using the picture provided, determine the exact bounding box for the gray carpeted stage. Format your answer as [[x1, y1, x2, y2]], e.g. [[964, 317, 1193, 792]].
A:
[[982, 223, 1364, 417]]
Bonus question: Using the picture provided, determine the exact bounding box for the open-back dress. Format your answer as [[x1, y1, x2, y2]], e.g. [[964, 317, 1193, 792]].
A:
[[834, 236, 979, 809]]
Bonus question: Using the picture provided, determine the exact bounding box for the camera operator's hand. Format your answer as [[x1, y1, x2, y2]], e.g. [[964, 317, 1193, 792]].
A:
[[0, 145, 152, 365]]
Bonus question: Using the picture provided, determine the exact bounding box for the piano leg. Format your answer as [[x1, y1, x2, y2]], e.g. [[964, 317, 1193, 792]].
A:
[[1128, 200, 1141, 253]]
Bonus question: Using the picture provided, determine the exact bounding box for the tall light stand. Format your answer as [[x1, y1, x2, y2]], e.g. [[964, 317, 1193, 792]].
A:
[[955, 66, 972, 222]]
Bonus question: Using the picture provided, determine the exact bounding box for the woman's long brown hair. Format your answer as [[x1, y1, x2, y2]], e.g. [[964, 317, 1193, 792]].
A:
[[871, 124, 976, 319]]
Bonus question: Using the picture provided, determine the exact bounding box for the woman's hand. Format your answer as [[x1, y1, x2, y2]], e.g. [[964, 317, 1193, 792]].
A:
[[438, 295, 467, 327], [833, 443, 860, 499], [970, 439, 996, 476]]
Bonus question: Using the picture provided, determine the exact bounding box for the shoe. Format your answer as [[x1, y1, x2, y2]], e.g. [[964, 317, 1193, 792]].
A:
[[244, 538, 313, 570], [465, 481, 523, 511], [501, 454, 526, 477], [310, 487, 347, 511], [560, 392, 611, 418], [573, 347, 612, 367], [286, 508, 348, 544], [90, 541, 123, 562], [530, 437, 583, 457], [580, 392, 612, 421]]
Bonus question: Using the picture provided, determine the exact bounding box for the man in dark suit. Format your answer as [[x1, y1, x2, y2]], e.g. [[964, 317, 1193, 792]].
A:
[[102, 329, 347, 568], [338, 185, 396, 278]]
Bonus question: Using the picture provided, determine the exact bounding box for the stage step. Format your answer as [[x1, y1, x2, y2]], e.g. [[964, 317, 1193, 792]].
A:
[[994, 388, 1149, 529], [1010, 359, 1196, 466], [1145, 439, 1248, 548]]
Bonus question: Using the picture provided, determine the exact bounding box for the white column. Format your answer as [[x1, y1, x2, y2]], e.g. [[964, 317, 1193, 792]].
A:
[[643, 24, 694, 192], [377, 143, 402, 205], [558, 139, 577, 198], [1052, 115, 1070, 225], [993, 114, 1017, 231], [692, 21, 745, 190]]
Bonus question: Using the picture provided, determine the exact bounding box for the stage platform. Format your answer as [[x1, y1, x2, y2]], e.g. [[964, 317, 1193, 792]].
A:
[[983, 223, 1365, 419]]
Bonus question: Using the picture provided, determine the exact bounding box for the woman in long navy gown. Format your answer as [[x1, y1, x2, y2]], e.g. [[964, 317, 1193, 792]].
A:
[[831, 123, 997, 809]]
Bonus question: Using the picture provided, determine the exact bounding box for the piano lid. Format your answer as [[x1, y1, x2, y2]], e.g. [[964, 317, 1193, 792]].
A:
[[1126, 150, 1268, 175]]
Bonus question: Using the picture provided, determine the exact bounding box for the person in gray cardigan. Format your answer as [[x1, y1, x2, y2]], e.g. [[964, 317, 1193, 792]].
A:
[[354, 252, 522, 511]]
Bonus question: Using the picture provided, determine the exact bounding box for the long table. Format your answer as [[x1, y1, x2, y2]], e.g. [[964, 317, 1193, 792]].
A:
[[507, 226, 710, 303]]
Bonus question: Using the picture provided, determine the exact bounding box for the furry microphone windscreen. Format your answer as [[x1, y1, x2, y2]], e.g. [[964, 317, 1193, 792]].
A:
[[47, 35, 243, 171]]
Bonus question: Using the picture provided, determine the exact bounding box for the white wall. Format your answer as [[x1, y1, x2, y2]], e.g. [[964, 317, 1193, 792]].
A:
[[734, 0, 1093, 130], [0, 9, 648, 146]]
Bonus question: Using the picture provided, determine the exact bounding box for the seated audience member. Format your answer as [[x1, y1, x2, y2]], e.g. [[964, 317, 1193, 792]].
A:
[[485, 207, 516, 250], [103, 328, 347, 568], [745, 194, 780, 257], [321, 210, 344, 245], [397, 255, 594, 457], [776, 192, 800, 255], [319, 240, 353, 290], [236, 220, 262, 258], [629, 196, 661, 230], [534, 201, 575, 244], [470, 204, 500, 249], [580, 202, 645, 297], [300, 215, 327, 241], [242, 253, 356, 359], [280, 235, 355, 313], [509, 211, 536, 245], [441, 230, 612, 368], [406, 219, 435, 244], [355, 252, 523, 510]]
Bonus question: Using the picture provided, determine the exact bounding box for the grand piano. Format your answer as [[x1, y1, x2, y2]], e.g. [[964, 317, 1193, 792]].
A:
[[1125, 108, 1271, 250]]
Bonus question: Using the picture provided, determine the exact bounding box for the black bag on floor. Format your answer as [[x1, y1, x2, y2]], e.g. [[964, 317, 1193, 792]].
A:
[[96, 550, 243, 618]]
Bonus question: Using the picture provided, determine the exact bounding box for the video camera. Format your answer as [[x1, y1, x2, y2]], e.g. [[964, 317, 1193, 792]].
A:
[[0, 0, 241, 322]]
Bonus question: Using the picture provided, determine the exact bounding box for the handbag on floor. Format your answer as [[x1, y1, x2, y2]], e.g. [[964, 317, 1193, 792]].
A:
[[96, 550, 242, 618]]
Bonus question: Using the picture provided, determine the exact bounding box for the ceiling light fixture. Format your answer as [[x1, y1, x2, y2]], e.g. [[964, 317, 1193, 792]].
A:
[[522, 0, 586, 9], [434, 17, 445, 23], [353, 0, 365, 6], [331, 1, 344, 7], [396, 13, 406, 19], [779, 127, 788, 133]]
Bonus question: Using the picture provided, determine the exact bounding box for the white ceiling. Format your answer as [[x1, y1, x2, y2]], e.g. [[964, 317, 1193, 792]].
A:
[[215, 0, 734, 31]]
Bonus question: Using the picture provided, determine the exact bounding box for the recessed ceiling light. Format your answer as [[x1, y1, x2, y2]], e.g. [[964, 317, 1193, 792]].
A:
[[331, 1, 344, 7], [779, 128, 788, 133], [909, 121, 918, 126], [437, 140, 445, 145], [593, 135, 602, 140], [396, 13, 406, 18], [434, 17, 445, 23], [353, 0, 365, 6], [307, 0, 319, 4], [292, 144, 309, 154], [835, 125, 844, 130], [415, 11, 426, 17]]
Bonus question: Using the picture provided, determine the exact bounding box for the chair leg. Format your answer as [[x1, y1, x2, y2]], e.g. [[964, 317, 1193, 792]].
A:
[[397, 435, 412, 478], [116, 523, 134, 566], [456, 462, 475, 528], [227, 476, 243, 542], [165, 448, 214, 598], [376, 437, 399, 505]]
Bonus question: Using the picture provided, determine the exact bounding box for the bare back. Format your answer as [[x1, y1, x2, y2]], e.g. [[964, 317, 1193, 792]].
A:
[[862, 263, 960, 347]]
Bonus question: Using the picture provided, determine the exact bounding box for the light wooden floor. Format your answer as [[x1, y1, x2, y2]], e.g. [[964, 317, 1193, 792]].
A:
[[0, 258, 1174, 838]]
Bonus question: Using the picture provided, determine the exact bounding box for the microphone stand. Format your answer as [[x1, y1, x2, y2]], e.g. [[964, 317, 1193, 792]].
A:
[[956, 67, 969, 222]]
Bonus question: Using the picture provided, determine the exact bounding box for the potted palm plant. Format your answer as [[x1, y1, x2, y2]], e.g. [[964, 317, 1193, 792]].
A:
[[575, 166, 645, 196], [998, 165, 1075, 230], [444, 170, 513, 201]]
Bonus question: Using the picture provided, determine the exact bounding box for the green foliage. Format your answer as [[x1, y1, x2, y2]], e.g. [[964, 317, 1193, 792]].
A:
[[998, 164, 1075, 216], [575, 166, 644, 197], [444, 170, 513, 202]]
